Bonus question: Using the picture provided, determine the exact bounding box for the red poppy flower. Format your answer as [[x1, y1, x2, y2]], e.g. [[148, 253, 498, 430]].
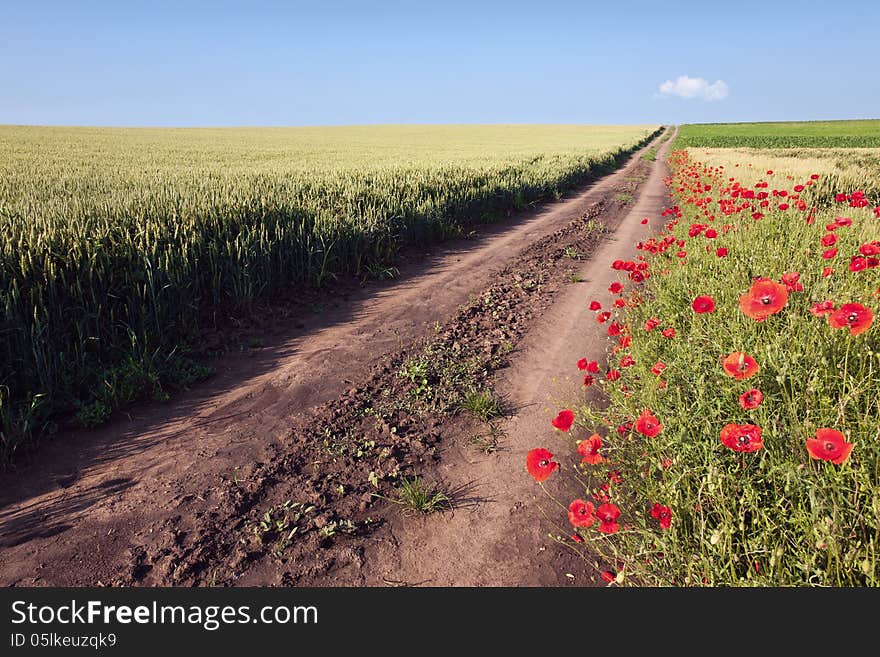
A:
[[781, 271, 803, 292], [835, 216, 852, 227], [620, 355, 635, 368], [651, 361, 667, 375], [551, 409, 575, 432], [719, 423, 764, 453], [662, 327, 676, 339], [597, 311, 611, 323], [739, 388, 763, 410], [821, 233, 838, 247], [526, 448, 559, 482], [606, 369, 621, 381], [716, 247, 728, 257], [805, 428, 853, 465], [650, 503, 672, 530], [827, 303, 873, 336], [692, 295, 716, 314], [580, 359, 599, 373], [635, 409, 663, 438], [640, 217, 648, 225], [618, 335, 631, 348], [577, 433, 604, 465], [861, 242, 880, 256], [739, 279, 788, 321], [609, 281, 623, 294], [822, 248, 838, 259], [822, 267, 834, 277], [583, 375, 594, 387], [600, 570, 616, 583], [810, 300, 835, 316], [850, 256, 868, 272], [644, 317, 660, 331], [568, 499, 596, 528], [589, 300, 602, 311], [570, 533, 584, 544], [607, 322, 622, 337], [613, 298, 627, 308], [722, 352, 759, 380], [597, 503, 621, 534]]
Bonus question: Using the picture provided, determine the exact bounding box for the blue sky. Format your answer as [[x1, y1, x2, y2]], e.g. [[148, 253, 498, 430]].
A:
[[2, 0, 878, 126]]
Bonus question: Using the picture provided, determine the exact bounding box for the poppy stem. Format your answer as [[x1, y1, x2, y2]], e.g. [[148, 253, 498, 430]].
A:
[[539, 482, 570, 513], [571, 466, 593, 490], [547, 533, 592, 566], [534, 496, 576, 538]]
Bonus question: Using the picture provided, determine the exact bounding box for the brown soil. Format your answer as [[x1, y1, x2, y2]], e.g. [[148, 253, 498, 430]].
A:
[[0, 129, 675, 587]]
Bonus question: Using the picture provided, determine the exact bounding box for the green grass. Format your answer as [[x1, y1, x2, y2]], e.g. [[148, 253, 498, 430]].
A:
[[676, 119, 880, 148], [459, 389, 504, 421], [389, 477, 452, 515], [0, 123, 660, 464]]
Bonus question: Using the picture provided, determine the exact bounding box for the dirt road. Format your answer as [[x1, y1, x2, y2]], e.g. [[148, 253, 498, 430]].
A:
[[0, 129, 674, 586], [350, 130, 676, 586]]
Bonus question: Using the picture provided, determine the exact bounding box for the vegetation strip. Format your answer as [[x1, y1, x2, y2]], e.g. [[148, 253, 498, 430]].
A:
[[676, 120, 880, 148], [527, 121, 880, 585]]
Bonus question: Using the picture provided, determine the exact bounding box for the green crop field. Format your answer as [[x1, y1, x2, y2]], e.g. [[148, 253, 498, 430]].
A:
[[0, 123, 660, 463], [676, 119, 880, 148]]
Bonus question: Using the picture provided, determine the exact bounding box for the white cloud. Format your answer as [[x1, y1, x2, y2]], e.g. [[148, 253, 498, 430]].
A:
[[657, 75, 729, 101]]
